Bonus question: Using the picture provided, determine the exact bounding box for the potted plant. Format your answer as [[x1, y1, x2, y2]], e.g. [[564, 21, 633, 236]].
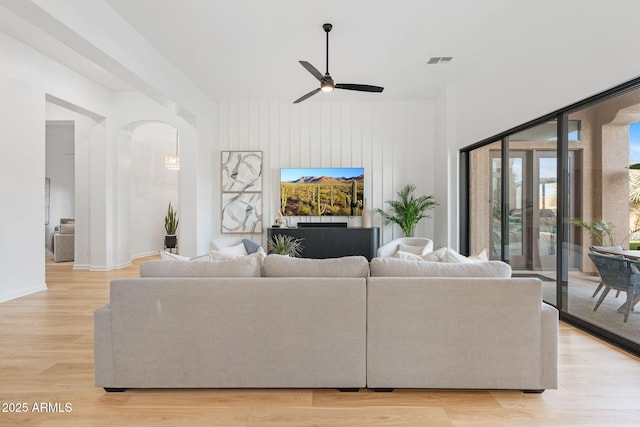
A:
[[164, 202, 179, 249], [376, 184, 437, 237], [569, 218, 616, 246], [267, 234, 304, 257]]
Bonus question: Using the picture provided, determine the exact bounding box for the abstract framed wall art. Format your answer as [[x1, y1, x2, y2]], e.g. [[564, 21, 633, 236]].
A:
[[221, 150, 263, 233], [221, 151, 262, 192], [221, 192, 263, 233]]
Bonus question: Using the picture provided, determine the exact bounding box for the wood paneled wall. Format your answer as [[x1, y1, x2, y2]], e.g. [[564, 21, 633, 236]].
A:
[[212, 100, 435, 247]]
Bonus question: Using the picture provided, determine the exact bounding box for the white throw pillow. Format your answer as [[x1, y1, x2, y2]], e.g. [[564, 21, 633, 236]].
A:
[[442, 247, 489, 263], [442, 248, 471, 263], [421, 247, 447, 262], [159, 250, 189, 261], [220, 242, 248, 256], [159, 250, 212, 261], [397, 243, 425, 255], [393, 250, 424, 261], [468, 248, 489, 262], [210, 247, 266, 262]]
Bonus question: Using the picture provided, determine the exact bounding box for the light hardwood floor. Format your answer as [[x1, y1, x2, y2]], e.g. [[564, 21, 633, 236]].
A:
[[1, 257, 640, 426]]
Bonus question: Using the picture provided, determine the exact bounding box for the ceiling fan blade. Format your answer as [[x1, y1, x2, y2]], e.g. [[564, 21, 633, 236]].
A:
[[335, 83, 384, 93], [293, 88, 321, 104], [299, 61, 323, 81]]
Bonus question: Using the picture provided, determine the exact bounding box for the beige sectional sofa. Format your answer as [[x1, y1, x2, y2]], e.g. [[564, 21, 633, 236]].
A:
[[367, 259, 557, 391], [94, 254, 558, 392]]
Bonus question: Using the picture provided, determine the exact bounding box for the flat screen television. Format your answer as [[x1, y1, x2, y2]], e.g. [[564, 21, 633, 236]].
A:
[[280, 168, 364, 216]]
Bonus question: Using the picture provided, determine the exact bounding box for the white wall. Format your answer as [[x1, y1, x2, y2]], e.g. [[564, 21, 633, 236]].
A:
[[0, 32, 209, 301], [44, 101, 104, 269], [452, 1, 640, 150], [213, 100, 436, 247], [0, 74, 47, 302], [45, 120, 75, 248], [129, 122, 180, 258], [442, 1, 640, 251]]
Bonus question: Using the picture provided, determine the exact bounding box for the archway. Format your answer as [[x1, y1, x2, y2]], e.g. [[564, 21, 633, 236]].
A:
[[124, 122, 180, 259]]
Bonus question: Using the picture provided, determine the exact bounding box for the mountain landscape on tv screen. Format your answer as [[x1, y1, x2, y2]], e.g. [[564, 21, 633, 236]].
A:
[[287, 174, 364, 184], [281, 173, 364, 216]]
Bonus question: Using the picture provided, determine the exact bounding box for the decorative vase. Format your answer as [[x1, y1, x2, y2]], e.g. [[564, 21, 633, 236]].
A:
[[361, 199, 372, 228]]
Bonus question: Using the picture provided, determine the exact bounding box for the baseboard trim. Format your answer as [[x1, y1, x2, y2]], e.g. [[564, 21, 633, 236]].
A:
[[0, 283, 47, 303], [131, 251, 158, 260]]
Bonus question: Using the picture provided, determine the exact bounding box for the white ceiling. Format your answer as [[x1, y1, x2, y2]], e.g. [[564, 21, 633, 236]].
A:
[[101, 0, 521, 102], [1, 0, 531, 103]]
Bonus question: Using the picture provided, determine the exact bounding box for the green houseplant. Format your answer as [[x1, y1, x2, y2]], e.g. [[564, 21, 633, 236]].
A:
[[164, 202, 179, 249], [267, 234, 304, 257], [569, 218, 615, 246], [376, 184, 437, 237]]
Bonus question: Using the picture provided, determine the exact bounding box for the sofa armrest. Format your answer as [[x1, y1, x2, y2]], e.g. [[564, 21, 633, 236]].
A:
[[94, 304, 114, 387], [53, 233, 74, 262], [541, 302, 559, 389]]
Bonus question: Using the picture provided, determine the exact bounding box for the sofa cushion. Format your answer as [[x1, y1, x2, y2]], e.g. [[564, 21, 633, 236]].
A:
[[140, 257, 261, 277], [262, 254, 370, 278], [370, 257, 512, 278]]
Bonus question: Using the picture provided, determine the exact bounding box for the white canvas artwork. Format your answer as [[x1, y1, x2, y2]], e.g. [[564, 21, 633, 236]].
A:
[[221, 151, 262, 192], [221, 192, 263, 233]]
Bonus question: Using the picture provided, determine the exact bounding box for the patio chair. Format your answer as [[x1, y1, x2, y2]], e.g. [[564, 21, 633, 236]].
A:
[[589, 246, 622, 298], [587, 252, 640, 322]]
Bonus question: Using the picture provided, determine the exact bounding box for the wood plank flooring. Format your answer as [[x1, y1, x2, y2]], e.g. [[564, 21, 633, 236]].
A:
[[1, 256, 640, 426]]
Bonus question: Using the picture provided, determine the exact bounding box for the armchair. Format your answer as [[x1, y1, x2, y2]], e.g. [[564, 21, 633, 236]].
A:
[[376, 237, 434, 258]]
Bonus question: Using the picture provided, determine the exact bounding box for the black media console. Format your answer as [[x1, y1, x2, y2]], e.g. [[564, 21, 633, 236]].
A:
[[267, 227, 380, 261]]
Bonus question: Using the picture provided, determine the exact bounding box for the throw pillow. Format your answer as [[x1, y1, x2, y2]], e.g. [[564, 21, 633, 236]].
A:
[[210, 247, 266, 262], [442, 248, 471, 263], [221, 242, 248, 256], [159, 250, 212, 261], [242, 238, 262, 254], [421, 247, 447, 262], [393, 250, 424, 261], [397, 243, 425, 255], [442, 247, 489, 263], [468, 248, 489, 262]]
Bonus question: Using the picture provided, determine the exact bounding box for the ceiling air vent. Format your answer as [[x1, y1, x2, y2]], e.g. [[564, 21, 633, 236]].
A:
[[427, 56, 453, 65]]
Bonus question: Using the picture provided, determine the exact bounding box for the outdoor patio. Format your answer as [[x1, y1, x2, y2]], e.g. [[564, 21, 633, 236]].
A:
[[522, 270, 640, 344]]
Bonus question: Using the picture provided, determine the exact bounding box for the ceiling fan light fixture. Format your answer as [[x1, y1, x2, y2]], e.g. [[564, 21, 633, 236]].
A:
[[293, 23, 383, 103], [320, 76, 336, 92], [164, 130, 180, 171]]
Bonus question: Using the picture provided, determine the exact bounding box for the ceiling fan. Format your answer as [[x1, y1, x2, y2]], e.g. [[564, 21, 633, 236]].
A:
[[293, 23, 384, 103]]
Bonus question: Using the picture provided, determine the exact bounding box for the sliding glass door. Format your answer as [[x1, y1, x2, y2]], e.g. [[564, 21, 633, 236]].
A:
[[461, 78, 640, 356]]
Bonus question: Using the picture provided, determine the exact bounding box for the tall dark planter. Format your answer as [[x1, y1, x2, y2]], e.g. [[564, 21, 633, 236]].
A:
[[164, 235, 177, 249]]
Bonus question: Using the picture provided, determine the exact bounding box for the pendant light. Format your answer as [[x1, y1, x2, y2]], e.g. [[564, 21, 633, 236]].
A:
[[164, 130, 180, 171]]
